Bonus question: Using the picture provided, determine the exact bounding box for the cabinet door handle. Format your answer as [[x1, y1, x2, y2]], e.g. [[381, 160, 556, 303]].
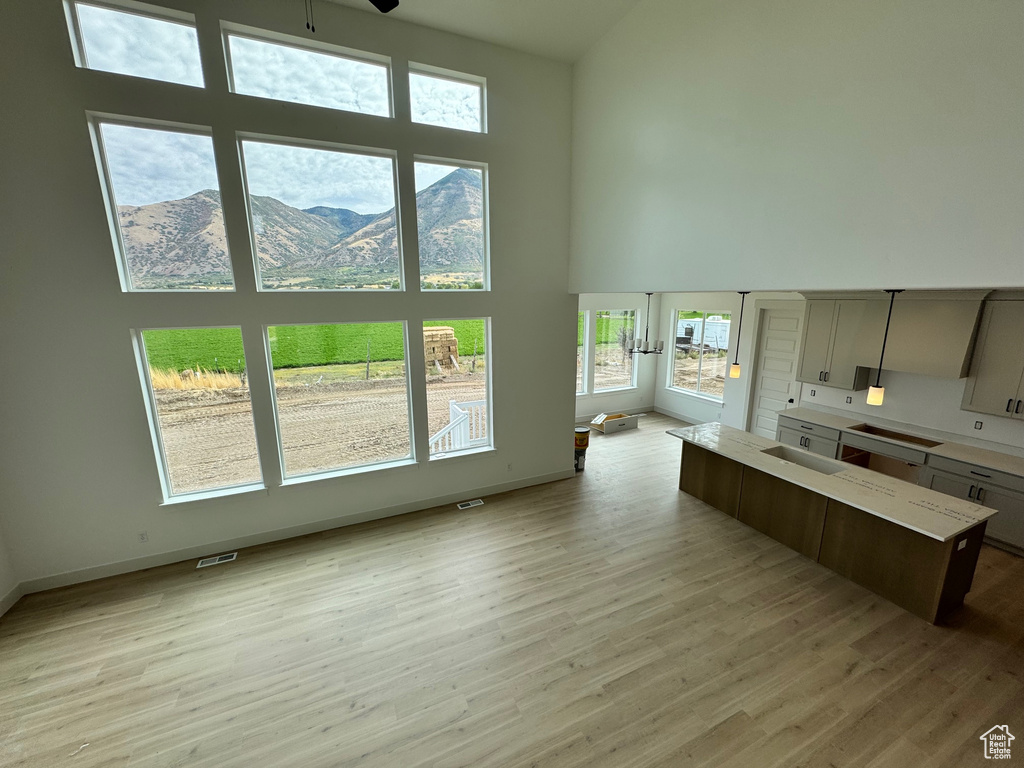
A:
[[824, 371, 830, 382], [819, 371, 824, 381], [1008, 398, 1015, 413], [968, 485, 976, 499], [969, 470, 991, 478], [978, 487, 987, 503], [1017, 399, 1023, 414]]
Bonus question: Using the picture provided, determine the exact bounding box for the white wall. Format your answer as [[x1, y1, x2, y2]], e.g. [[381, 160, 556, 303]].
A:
[[575, 293, 661, 419], [0, 1, 574, 589], [570, 0, 1024, 293], [0, 521, 19, 617]]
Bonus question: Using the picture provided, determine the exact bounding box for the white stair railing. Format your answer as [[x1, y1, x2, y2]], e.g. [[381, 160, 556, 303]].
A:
[[429, 400, 489, 454]]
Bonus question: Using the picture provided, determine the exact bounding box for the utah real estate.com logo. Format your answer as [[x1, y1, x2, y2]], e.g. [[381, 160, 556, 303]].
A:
[[980, 725, 1014, 760]]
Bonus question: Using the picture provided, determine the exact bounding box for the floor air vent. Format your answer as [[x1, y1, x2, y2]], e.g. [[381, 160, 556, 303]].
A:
[[457, 499, 484, 510], [197, 552, 238, 569]]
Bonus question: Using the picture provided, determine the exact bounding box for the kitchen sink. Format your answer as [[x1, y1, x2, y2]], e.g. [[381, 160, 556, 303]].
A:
[[760, 445, 846, 475], [847, 423, 941, 448]]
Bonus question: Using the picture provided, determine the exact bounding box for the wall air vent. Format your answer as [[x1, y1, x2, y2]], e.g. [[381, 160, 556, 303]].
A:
[[457, 499, 484, 510], [197, 552, 238, 569]]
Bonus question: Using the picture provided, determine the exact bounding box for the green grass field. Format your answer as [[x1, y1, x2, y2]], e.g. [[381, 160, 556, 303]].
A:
[[143, 320, 487, 372]]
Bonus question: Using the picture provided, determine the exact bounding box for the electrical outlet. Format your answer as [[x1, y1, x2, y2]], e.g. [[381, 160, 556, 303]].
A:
[[138, 531, 149, 543], [810, 389, 816, 397], [845, 396, 852, 404], [506, 463, 512, 472], [975, 421, 983, 430]]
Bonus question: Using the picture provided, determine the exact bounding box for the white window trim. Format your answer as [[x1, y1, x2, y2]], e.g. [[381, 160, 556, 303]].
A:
[[263, 321, 416, 481], [667, 310, 729, 403], [222, 24, 394, 119], [576, 310, 589, 395], [425, 317, 494, 459], [592, 308, 640, 393], [66, 0, 200, 76], [237, 133, 405, 292], [132, 328, 266, 503], [408, 62, 487, 134], [414, 154, 490, 292]]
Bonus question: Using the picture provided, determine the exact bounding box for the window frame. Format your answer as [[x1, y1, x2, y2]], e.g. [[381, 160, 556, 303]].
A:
[[237, 133, 405, 292], [263, 320, 417, 483], [65, 0, 206, 87], [667, 310, 731, 403], [222, 24, 394, 118], [413, 155, 490, 292], [88, 113, 234, 293], [424, 317, 494, 459], [576, 310, 589, 395], [132, 326, 266, 504], [592, 308, 640, 393], [408, 62, 488, 134]]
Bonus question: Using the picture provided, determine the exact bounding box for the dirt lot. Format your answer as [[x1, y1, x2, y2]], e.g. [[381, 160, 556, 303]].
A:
[[154, 372, 488, 494], [672, 354, 726, 397]]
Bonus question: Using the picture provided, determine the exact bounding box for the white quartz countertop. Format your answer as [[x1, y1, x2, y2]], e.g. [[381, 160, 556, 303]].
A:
[[780, 407, 1024, 478], [668, 422, 995, 542]]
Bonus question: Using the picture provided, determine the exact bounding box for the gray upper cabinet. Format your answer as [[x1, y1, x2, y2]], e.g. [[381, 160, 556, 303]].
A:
[[962, 300, 1024, 419], [797, 299, 883, 390]]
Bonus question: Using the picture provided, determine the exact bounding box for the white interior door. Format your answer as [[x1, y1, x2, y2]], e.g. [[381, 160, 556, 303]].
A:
[[748, 309, 803, 439]]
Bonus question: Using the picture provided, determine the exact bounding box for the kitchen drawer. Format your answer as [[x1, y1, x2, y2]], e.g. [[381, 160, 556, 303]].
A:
[[927, 455, 1024, 494], [777, 415, 841, 443], [840, 431, 928, 465], [777, 427, 839, 459]]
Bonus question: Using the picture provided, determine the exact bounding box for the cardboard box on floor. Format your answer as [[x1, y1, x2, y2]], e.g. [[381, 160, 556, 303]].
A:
[[590, 413, 639, 434]]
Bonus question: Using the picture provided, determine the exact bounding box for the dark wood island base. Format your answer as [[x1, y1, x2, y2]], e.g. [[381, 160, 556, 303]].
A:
[[680, 441, 987, 624]]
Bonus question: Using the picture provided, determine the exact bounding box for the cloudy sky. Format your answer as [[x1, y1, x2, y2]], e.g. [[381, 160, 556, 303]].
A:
[[87, 7, 483, 212]]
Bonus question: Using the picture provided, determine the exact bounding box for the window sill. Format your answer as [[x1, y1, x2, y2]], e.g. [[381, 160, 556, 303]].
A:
[[160, 482, 266, 507], [665, 387, 724, 405], [281, 457, 417, 487], [430, 445, 495, 461], [589, 386, 639, 395]]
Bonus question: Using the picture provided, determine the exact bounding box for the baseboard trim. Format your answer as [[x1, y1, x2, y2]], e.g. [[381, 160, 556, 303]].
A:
[[19, 468, 576, 595], [652, 405, 699, 425], [0, 582, 24, 619]]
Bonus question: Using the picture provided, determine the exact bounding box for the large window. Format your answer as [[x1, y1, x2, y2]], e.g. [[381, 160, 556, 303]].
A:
[[424, 320, 490, 456], [593, 310, 637, 391], [226, 32, 391, 117], [78, 12, 493, 500], [414, 161, 487, 290], [68, 1, 205, 87], [239, 139, 401, 291], [136, 328, 262, 498], [267, 323, 411, 478], [670, 310, 732, 400], [92, 119, 234, 291]]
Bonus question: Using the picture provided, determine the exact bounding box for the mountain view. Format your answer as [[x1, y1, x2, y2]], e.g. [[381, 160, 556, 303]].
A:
[[117, 168, 484, 290]]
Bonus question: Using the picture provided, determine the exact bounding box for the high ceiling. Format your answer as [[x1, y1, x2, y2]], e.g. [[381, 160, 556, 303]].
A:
[[327, 0, 644, 62]]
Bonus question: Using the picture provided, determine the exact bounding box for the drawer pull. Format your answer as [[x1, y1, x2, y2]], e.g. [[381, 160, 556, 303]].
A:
[[970, 470, 991, 478], [800, 425, 813, 431]]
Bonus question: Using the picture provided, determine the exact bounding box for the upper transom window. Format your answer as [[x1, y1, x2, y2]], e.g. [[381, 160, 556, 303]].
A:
[[68, 1, 205, 87], [409, 66, 485, 133], [226, 31, 391, 117]]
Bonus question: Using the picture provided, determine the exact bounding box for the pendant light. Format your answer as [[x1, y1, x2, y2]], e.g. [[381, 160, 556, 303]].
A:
[[628, 293, 664, 355], [729, 292, 750, 378], [866, 289, 903, 406]]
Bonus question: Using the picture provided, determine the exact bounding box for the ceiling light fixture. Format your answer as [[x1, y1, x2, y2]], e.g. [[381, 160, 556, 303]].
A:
[[368, 0, 399, 12], [729, 291, 750, 378], [866, 289, 904, 406], [628, 293, 664, 355]]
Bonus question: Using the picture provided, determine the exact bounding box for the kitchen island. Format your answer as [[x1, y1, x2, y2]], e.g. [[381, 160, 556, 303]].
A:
[[669, 423, 997, 623]]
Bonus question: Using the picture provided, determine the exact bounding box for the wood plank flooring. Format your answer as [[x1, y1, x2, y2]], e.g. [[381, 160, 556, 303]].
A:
[[1, 413, 1022, 767]]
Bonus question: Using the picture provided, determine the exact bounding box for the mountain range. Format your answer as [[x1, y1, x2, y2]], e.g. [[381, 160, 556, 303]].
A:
[[117, 168, 484, 289]]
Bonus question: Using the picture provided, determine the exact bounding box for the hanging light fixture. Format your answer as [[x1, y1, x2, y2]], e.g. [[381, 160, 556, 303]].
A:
[[867, 289, 904, 406], [627, 293, 664, 355], [729, 291, 750, 378]]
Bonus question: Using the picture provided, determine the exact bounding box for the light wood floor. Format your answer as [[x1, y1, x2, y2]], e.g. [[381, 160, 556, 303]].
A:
[[2, 414, 1023, 767]]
